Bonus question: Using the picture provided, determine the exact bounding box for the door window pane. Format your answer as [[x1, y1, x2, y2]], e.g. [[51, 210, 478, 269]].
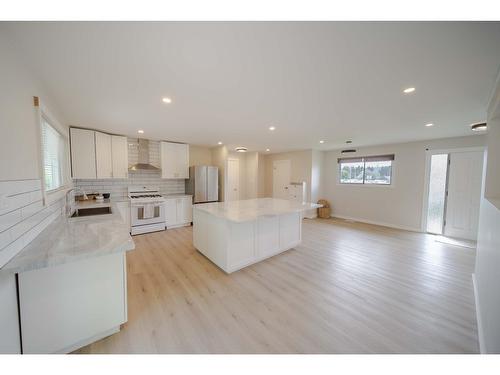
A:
[[427, 154, 448, 234]]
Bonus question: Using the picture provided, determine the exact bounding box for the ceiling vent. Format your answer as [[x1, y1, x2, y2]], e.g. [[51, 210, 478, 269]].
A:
[[341, 149, 357, 154], [235, 147, 248, 153]]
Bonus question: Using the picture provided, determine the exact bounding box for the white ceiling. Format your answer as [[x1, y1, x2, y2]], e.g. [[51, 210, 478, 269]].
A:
[[2, 22, 500, 153]]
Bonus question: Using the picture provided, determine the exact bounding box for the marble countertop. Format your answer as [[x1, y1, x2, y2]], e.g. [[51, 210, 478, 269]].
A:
[[1, 203, 135, 274], [193, 198, 322, 222]]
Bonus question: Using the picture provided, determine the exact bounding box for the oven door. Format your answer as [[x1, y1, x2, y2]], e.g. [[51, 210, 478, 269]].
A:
[[130, 202, 165, 227]]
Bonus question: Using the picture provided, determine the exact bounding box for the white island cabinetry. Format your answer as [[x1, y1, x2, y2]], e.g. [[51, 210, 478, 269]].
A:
[[193, 198, 320, 273]]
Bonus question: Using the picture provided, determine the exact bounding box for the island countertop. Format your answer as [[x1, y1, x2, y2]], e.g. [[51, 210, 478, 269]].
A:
[[0, 204, 135, 274], [193, 198, 322, 222]]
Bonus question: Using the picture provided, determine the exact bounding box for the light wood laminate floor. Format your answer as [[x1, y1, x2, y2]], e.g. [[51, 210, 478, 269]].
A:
[[75, 218, 479, 354]]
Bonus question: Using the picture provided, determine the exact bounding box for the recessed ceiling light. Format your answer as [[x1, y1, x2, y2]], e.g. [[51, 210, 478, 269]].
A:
[[425, 123, 434, 127], [217, 141, 223, 145], [235, 147, 248, 153], [471, 122, 487, 131], [403, 87, 416, 94], [137, 130, 144, 134], [162, 97, 172, 104], [266, 148, 270, 152], [319, 140, 325, 144], [269, 126, 276, 131]]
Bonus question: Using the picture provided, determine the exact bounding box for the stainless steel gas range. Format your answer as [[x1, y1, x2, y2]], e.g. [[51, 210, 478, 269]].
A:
[[128, 186, 166, 235]]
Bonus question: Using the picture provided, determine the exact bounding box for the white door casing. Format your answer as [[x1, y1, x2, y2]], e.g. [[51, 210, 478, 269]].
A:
[[444, 151, 484, 240], [273, 159, 291, 199], [226, 158, 240, 202]]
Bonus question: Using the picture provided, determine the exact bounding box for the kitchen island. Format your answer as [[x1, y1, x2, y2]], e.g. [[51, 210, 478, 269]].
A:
[[0, 201, 134, 354], [193, 198, 321, 273]]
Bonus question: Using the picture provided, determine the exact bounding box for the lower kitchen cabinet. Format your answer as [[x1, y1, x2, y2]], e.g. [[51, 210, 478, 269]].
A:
[[165, 196, 192, 229], [17, 252, 127, 354]]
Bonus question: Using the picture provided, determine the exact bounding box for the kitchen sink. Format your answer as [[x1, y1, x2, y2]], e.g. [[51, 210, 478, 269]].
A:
[[71, 206, 112, 217]]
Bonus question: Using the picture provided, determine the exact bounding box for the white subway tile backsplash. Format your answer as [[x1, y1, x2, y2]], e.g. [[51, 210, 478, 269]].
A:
[[0, 179, 64, 268], [74, 170, 185, 199], [0, 210, 21, 233], [0, 179, 41, 196]]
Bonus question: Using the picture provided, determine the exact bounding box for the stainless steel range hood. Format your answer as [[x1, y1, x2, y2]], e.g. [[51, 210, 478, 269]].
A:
[[128, 138, 160, 171]]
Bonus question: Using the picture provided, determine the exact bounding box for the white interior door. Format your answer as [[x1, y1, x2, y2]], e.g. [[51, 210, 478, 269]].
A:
[[273, 160, 291, 199], [226, 158, 240, 201], [444, 151, 484, 240]]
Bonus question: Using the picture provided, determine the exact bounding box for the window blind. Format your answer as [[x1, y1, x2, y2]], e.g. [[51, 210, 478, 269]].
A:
[[338, 154, 395, 163], [41, 117, 64, 191]]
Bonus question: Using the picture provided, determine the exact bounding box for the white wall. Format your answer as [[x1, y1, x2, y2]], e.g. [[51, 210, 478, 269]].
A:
[[0, 32, 68, 354], [189, 145, 212, 166], [264, 150, 313, 201], [245, 152, 259, 199], [311, 150, 325, 203], [211, 146, 228, 201], [0, 33, 66, 181], [323, 135, 486, 231], [257, 153, 266, 198], [474, 75, 500, 353]]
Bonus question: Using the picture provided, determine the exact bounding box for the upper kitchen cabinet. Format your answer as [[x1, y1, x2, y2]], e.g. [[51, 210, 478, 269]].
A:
[[95, 131, 113, 178], [160, 142, 189, 179], [111, 135, 129, 178], [70, 128, 129, 179], [70, 128, 97, 179]]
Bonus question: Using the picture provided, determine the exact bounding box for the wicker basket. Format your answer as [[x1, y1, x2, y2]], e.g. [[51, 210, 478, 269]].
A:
[[317, 199, 331, 219]]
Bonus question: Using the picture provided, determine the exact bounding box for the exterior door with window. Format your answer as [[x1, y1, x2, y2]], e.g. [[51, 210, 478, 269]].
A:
[[444, 151, 484, 240], [273, 160, 291, 199]]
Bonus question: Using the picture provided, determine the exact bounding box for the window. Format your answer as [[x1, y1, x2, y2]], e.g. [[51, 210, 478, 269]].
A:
[[41, 117, 66, 191], [339, 154, 394, 185]]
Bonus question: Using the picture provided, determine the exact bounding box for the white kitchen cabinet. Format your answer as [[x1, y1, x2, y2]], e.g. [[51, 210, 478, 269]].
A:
[[70, 129, 128, 180], [160, 142, 189, 179], [165, 196, 192, 228], [70, 128, 97, 179], [175, 143, 189, 178], [18, 252, 127, 354], [164, 198, 177, 227], [95, 131, 113, 179], [111, 135, 129, 178]]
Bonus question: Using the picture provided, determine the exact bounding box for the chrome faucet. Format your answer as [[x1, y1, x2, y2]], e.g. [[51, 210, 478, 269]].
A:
[[65, 187, 88, 217]]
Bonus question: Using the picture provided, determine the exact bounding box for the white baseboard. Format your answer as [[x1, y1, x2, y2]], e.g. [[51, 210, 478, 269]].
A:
[[331, 214, 421, 232], [472, 273, 486, 354]]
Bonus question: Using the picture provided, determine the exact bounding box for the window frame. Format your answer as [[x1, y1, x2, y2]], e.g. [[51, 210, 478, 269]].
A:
[[36, 98, 71, 205], [338, 154, 395, 186]]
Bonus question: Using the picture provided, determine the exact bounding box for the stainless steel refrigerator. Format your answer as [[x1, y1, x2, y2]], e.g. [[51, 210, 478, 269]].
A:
[[185, 166, 219, 203]]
